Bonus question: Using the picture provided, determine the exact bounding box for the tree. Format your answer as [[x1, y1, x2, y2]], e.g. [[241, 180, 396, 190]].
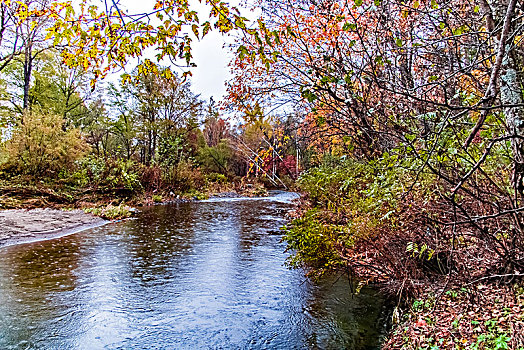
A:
[[109, 68, 203, 165], [228, 0, 524, 282], [203, 99, 229, 147], [82, 97, 112, 158], [1, 50, 92, 125], [15, 0, 61, 111], [48, 0, 253, 87], [0, 0, 61, 73]]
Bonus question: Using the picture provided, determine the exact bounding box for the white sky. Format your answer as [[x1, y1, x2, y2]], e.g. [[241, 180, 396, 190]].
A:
[[113, 0, 259, 102]]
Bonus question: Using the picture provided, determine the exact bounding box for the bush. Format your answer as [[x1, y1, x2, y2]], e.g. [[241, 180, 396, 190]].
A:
[[84, 204, 133, 220], [283, 154, 437, 284], [162, 160, 205, 192], [184, 189, 208, 200], [197, 140, 233, 175], [205, 172, 228, 183], [297, 155, 408, 227], [0, 141, 8, 176], [284, 209, 346, 275], [69, 155, 105, 187], [5, 112, 88, 176], [105, 159, 141, 191], [70, 156, 142, 191], [140, 165, 162, 192]]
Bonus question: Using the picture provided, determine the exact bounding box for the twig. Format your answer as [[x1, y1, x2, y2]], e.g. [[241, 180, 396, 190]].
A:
[[465, 273, 523, 286]]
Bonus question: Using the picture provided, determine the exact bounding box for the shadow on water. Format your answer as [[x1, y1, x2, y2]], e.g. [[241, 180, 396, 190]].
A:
[[0, 192, 388, 349]]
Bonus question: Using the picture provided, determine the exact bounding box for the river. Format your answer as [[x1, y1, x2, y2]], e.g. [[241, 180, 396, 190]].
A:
[[0, 191, 387, 349]]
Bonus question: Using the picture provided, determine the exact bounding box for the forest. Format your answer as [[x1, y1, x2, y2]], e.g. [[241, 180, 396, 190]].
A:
[[1, 0, 524, 348]]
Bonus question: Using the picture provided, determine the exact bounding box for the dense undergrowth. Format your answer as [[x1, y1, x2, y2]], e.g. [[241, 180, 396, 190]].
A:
[[0, 145, 271, 212], [284, 155, 436, 284], [384, 284, 524, 349], [0, 161, 269, 210], [0, 110, 278, 210], [283, 153, 524, 349]]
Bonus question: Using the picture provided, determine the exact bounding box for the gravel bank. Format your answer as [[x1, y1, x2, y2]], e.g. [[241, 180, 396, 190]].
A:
[[0, 208, 107, 248]]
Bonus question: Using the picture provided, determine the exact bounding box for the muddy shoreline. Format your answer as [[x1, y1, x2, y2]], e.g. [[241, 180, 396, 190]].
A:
[[0, 208, 108, 248]]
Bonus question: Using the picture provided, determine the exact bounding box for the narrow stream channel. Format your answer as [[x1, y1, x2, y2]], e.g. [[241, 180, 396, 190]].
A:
[[0, 192, 387, 349]]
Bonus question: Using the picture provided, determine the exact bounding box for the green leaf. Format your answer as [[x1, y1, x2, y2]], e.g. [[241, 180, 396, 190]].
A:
[[343, 22, 357, 31], [192, 24, 199, 39], [202, 21, 211, 37], [237, 45, 249, 60], [301, 88, 318, 103]]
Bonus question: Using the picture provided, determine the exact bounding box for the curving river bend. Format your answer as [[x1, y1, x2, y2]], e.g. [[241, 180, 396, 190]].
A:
[[0, 192, 387, 349]]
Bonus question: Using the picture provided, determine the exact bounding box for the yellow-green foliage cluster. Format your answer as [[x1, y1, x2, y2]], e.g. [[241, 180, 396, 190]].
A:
[[84, 204, 133, 220], [283, 155, 433, 275], [284, 208, 347, 274], [4, 113, 88, 176], [0, 140, 7, 168]]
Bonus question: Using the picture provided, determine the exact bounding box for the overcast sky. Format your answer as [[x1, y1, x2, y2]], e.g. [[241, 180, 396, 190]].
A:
[[113, 0, 259, 102]]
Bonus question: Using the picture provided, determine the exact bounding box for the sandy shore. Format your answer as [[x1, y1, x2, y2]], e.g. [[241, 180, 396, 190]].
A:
[[0, 208, 107, 248]]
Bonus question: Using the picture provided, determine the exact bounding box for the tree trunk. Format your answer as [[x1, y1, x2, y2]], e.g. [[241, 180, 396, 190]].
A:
[[493, 0, 524, 194], [501, 61, 524, 193], [22, 42, 33, 112]]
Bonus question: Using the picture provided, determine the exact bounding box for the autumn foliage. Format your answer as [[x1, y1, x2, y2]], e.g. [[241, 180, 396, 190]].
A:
[[1, 0, 524, 347], [5, 112, 88, 176], [225, 0, 524, 347]]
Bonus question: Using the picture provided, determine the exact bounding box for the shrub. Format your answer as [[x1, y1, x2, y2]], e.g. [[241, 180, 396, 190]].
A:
[[140, 165, 162, 192], [162, 160, 205, 192], [5, 112, 89, 176], [184, 189, 208, 200], [197, 140, 233, 175], [206, 172, 228, 183], [69, 155, 105, 187], [0, 141, 8, 177], [105, 159, 142, 191], [84, 204, 133, 220], [283, 154, 437, 284], [284, 209, 346, 275], [72, 156, 142, 191]]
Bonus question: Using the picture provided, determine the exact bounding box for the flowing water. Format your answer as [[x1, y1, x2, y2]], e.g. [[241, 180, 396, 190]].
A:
[[0, 192, 387, 349]]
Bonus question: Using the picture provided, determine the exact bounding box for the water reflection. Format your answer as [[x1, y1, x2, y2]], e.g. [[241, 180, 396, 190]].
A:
[[0, 192, 386, 349]]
